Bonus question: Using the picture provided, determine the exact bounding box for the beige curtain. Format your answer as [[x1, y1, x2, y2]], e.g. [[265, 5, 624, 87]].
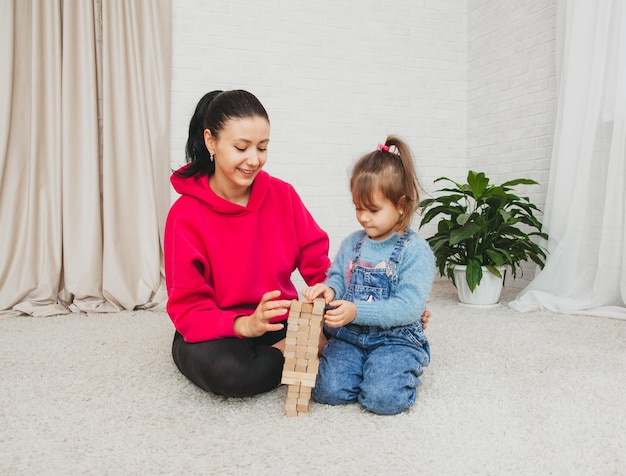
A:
[[0, 0, 171, 317]]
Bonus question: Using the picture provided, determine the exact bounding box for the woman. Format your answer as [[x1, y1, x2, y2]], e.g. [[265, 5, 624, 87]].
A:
[[165, 90, 331, 397]]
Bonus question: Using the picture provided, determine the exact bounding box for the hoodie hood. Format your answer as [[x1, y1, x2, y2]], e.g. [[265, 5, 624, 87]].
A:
[[171, 165, 270, 215]]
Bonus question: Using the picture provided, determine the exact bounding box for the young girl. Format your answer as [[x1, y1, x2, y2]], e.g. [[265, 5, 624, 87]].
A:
[[303, 136, 435, 415]]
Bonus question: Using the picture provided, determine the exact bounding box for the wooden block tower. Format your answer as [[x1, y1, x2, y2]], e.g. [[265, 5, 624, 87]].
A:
[[281, 298, 325, 417]]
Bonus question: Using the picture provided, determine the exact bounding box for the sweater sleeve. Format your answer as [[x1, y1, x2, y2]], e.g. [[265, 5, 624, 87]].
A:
[[164, 202, 240, 342], [353, 236, 435, 328], [324, 233, 359, 300], [290, 186, 331, 286]]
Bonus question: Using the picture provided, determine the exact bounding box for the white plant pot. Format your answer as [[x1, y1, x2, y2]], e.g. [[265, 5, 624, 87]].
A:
[[452, 265, 506, 307]]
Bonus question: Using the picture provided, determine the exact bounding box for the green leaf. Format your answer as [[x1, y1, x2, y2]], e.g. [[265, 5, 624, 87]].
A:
[[485, 265, 503, 278], [467, 171, 489, 199], [466, 259, 483, 292], [485, 249, 506, 265], [501, 178, 538, 188], [449, 222, 481, 245]]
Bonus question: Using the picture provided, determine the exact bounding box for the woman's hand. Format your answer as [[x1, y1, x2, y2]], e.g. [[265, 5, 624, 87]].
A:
[[323, 300, 356, 328], [233, 290, 291, 338]]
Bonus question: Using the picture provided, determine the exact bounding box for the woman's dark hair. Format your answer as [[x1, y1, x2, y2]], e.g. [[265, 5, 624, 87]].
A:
[[350, 135, 422, 232], [178, 90, 270, 177]]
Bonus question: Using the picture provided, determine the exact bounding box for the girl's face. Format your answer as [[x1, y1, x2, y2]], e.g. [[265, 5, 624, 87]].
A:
[[204, 116, 270, 204], [354, 189, 403, 241]]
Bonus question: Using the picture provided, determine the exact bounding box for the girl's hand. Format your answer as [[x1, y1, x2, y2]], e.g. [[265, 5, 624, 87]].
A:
[[323, 300, 356, 328], [302, 284, 335, 303], [233, 290, 290, 338], [421, 308, 432, 330]]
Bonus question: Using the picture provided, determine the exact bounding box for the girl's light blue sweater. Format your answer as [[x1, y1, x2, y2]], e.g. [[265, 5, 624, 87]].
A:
[[325, 230, 435, 328]]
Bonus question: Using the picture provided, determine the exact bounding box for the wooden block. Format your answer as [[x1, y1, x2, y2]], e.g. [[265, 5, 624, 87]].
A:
[[281, 376, 299, 386], [307, 337, 320, 347], [282, 370, 316, 381], [282, 300, 325, 416], [312, 298, 325, 315], [309, 314, 324, 324], [283, 376, 314, 387], [299, 378, 316, 388]]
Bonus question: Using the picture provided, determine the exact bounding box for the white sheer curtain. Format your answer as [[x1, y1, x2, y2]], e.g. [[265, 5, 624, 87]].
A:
[[510, 0, 626, 319], [0, 0, 171, 317]]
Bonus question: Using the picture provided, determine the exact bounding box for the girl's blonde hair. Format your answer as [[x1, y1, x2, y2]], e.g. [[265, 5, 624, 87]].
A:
[[350, 135, 421, 232]]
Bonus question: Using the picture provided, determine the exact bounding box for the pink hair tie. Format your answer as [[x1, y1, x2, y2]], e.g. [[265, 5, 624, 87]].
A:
[[377, 143, 390, 152]]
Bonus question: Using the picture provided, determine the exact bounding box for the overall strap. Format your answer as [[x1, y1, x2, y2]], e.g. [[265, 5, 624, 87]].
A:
[[352, 232, 367, 263], [389, 229, 415, 265]]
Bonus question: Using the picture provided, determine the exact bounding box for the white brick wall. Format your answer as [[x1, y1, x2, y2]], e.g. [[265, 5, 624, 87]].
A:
[[468, 0, 557, 288], [170, 0, 557, 291]]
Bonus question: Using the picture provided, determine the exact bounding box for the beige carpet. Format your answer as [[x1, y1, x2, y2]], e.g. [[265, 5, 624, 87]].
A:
[[1, 281, 625, 475]]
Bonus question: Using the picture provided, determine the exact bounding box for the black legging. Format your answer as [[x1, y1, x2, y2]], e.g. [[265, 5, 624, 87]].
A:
[[172, 326, 287, 398]]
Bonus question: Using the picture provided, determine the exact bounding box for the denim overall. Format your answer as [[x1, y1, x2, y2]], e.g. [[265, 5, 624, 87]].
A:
[[312, 230, 431, 415]]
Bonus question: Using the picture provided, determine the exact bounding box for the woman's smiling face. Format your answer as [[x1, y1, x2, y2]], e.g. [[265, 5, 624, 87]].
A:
[[204, 115, 270, 203]]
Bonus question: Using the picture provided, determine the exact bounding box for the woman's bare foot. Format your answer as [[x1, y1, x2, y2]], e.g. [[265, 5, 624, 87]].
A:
[[272, 338, 286, 353]]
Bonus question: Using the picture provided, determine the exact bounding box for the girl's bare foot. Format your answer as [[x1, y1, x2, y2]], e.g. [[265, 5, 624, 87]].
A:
[[318, 334, 328, 355]]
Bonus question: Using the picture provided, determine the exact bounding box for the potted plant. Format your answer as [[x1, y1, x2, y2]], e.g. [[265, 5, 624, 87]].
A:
[[419, 170, 548, 306]]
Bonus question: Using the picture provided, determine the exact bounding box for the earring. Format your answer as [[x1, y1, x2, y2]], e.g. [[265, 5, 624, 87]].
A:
[[209, 151, 214, 162]]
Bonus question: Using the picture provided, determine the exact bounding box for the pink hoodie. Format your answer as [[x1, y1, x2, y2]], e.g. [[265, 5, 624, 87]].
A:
[[164, 167, 330, 342]]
